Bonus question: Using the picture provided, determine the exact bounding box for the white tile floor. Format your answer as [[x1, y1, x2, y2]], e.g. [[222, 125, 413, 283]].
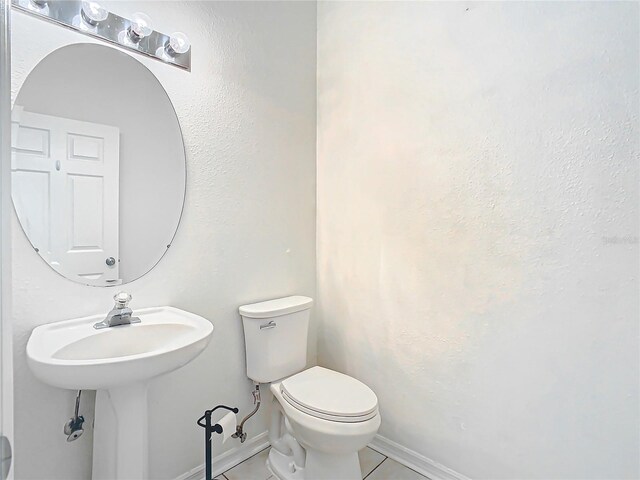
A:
[[217, 446, 429, 480]]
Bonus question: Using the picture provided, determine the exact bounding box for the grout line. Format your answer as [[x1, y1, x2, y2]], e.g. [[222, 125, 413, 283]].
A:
[[366, 447, 429, 479], [398, 460, 430, 479], [363, 457, 387, 480], [368, 445, 385, 456], [222, 445, 271, 476], [378, 457, 430, 480], [223, 446, 403, 480]]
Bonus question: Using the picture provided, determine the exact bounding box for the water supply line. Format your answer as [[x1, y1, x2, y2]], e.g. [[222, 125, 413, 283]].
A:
[[63, 390, 85, 442], [232, 384, 261, 443]]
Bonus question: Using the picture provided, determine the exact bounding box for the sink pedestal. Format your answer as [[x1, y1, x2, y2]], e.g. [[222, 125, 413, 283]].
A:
[[93, 383, 149, 480]]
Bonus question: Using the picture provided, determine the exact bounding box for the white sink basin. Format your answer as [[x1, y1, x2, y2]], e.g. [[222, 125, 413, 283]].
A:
[[27, 306, 213, 390], [26, 305, 213, 480]]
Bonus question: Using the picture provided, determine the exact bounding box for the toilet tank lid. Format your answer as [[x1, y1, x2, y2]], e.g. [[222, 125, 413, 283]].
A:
[[239, 296, 313, 319]]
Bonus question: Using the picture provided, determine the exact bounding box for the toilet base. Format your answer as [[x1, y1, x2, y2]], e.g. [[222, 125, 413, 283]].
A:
[[267, 446, 361, 480]]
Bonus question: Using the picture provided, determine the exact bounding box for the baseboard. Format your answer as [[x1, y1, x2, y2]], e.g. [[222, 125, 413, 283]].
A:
[[175, 431, 467, 480], [175, 431, 270, 480], [369, 434, 470, 480]]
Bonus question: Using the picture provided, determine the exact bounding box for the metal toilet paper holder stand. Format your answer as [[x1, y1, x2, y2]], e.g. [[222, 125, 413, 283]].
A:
[[197, 404, 239, 480]]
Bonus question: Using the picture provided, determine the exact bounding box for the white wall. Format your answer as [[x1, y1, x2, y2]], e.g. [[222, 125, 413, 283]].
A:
[[317, 2, 639, 479], [11, 2, 316, 479]]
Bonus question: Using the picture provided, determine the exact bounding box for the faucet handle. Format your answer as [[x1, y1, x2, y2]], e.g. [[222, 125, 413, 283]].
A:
[[113, 292, 132, 309]]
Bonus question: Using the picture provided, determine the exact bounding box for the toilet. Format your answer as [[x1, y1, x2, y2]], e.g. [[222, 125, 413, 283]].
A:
[[239, 296, 381, 480]]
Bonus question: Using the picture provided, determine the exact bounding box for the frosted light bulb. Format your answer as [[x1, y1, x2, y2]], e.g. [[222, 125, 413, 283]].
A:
[[81, 1, 108, 26], [27, 0, 48, 12], [127, 12, 153, 42], [166, 32, 190, 56]]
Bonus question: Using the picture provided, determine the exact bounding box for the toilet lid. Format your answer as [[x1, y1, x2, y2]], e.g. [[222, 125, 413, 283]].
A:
[[281, 366, 378, 422]]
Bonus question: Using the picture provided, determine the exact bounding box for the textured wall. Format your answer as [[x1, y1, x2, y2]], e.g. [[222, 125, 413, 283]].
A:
[[11, 2, 316, 479], [317, 2, 639, 479]]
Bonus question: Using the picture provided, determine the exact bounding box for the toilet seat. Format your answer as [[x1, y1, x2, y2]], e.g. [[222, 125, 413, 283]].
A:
[[281, 366, 378, 423]]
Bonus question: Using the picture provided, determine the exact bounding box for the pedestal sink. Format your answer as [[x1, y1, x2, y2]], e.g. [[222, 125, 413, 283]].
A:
[[26, 306, 213, 480]]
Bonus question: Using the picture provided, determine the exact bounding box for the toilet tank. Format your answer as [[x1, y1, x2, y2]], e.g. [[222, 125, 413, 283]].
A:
[[239, 296, 313, 383]]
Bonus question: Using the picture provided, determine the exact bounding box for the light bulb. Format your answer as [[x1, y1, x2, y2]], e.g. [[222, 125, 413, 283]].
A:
[[27, 0, 48, 12], [127, 12, 153, 42], [80, 1, 108, 26], [165, 32, 190, 56]]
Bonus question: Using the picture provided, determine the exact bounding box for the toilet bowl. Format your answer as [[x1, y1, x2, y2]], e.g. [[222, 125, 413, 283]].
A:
[[239, 297, 381, 480], [269, 367, 381, 480]]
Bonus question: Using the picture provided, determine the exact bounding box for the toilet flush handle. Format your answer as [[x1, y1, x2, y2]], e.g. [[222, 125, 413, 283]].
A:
[[260, 321, 277, 330]]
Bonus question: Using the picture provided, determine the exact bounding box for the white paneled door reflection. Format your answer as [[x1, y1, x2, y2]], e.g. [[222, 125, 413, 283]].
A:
[[11, 107, 120, 285]]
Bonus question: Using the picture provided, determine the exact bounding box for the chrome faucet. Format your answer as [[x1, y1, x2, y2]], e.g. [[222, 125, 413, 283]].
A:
[[93, 292, 141, 329]]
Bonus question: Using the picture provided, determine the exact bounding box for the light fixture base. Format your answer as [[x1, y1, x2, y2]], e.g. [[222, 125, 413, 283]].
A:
[[11, 0, 191, 71]]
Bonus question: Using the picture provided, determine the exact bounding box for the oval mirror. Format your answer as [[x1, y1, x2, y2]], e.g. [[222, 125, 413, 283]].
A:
[[11, 43, 186, 287]]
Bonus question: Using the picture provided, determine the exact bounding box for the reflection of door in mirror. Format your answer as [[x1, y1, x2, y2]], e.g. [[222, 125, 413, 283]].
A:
[[11, 106, 121, 286]]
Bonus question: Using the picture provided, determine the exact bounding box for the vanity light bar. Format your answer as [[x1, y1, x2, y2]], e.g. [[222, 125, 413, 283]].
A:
[[11, 0, 191, 71]]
